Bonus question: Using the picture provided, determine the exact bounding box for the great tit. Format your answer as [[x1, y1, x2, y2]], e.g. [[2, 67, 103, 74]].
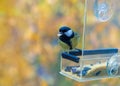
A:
[[57, 26, 80, 51]]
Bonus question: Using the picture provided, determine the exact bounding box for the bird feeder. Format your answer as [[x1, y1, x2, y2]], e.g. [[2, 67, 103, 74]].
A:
[[60, 0, 120, 82]]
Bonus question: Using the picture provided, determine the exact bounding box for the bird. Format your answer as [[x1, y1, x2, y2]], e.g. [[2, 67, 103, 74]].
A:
[[57, 26, 80, 51]]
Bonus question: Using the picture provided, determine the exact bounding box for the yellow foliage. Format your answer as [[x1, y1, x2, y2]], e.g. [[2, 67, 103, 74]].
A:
[[40, 79, 48, 86], [0, 0, 16, 16], [0, 26, 11, 46]]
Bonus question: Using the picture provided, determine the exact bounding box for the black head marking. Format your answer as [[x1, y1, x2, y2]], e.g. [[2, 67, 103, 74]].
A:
[[59, 26, 71, 33]]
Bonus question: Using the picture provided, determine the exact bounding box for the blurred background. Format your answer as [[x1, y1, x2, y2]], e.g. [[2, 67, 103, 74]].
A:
[[0, 0, 120, 86]]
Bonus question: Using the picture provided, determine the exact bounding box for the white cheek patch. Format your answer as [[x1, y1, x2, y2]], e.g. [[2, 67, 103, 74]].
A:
[[65, 30, 73, 37]]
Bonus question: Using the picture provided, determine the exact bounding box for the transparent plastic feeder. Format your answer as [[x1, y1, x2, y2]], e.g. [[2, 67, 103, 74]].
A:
[[60, 0, 120, 82]]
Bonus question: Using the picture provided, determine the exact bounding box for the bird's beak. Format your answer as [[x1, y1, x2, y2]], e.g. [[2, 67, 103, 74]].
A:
[[57, 32, 62, 37]]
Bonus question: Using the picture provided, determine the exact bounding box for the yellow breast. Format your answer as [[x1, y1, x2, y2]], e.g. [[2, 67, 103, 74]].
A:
[[58, 33, 80, 51]]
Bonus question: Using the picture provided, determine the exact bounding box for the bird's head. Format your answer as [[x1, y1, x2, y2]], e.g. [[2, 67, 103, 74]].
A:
[[57, 26, 74, 38]]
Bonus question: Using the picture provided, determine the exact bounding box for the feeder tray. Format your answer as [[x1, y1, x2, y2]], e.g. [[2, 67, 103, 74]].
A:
[[59, 0, 120, 82]]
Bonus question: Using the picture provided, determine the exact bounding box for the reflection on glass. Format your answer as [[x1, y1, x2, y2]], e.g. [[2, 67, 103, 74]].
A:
[[94, 0, 114, 22]]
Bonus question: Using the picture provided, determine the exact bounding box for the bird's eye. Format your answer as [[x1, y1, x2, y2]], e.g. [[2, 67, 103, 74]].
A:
[[63, 30, 67, 32], [59, 29, 66, 32]]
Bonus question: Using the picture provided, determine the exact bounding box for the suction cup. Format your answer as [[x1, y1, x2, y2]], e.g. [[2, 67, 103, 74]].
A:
[[107, 54, 120, 76]]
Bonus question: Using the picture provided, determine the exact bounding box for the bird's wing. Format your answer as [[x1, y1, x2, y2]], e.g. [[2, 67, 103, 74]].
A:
[[58, 39, 70, 50], [71, 33, 80, 48]]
